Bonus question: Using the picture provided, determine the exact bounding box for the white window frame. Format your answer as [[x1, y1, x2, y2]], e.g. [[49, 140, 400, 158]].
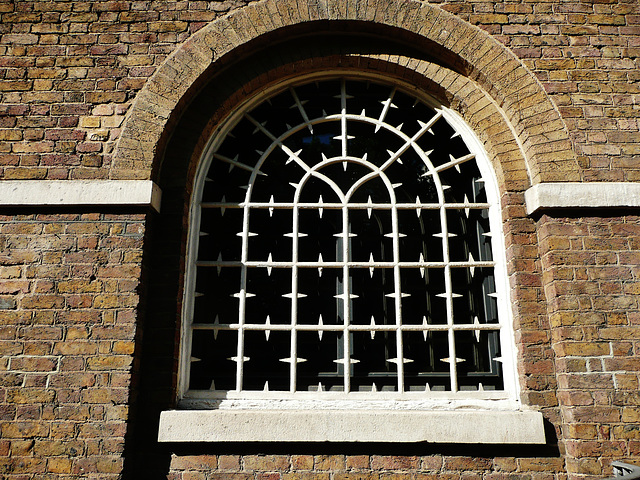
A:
[[159, 73, 545, 444]]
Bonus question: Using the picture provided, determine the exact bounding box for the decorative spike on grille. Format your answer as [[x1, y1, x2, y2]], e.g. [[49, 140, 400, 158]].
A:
[[280, 357, 306, 364], [266, 253, 273, 276], [386, 291, 410, 298], [213, 315, 220, 340], [440, 357, 465, 364], [369, 253, 375, 278], [469, 252, 476, 277], [283, 292, 307, 299], [387, 357, 414, 365], [264, 316, 271, 341], [334, 357, 360, 365], [268, 195, 275, 216]]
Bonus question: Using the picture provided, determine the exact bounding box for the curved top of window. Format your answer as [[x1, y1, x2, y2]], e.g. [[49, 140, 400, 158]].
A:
[[181, 76, 517, 409]]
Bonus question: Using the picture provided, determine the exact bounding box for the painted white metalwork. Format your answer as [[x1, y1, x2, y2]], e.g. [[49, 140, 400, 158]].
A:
[[182, 76, 515, 404]]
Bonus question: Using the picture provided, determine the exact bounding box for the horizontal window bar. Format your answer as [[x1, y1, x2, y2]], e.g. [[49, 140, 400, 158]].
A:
[[192, 323, 501, 332], [201, 202, 490, 210], [196, 261, 496, 268]]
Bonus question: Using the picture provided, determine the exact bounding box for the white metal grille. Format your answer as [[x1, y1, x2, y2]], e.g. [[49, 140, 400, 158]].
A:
[[187, 78, 505, 397]]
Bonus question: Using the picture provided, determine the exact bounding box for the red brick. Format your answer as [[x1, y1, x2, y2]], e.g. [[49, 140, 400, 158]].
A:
[[371, 457, 420, 471], [244, 455, 289, 471], [315, 456, 346, 471], [218, 455, 241, 470], [171, 455, 218, 471]]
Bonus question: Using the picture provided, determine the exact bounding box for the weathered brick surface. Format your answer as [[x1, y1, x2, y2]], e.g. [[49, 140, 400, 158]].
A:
[[0, 213, 145, 479], [539, 215, 640, 479], [166, 454, 572, 480], [0, 0, 252, 182]]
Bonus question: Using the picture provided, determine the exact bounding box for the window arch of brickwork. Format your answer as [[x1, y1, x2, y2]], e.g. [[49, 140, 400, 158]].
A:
[[179, 75, 518, 408], [113, 0, 578, 184]]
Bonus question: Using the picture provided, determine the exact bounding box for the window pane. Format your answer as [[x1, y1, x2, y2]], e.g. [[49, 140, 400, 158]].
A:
[[351, 267, 393, 326], [243, 330, 290, 391], [247, 208, 292, 262], [190, 329, 236, 391], [403, 331, 450, 392], [447, 208, 492, 262], [245, 267, 291, 325], [298, 208, 341, 263], [296, 267, 341, 326], [455, 330, 503, 391], [188, 77, 506, 397], [349, 209, 393, 263], [351, 331, 398, 392], [192, 266, 240, 325], [451, 266, 499, 325], [297, 331, 344, 392], [197, 207, 242, 262]]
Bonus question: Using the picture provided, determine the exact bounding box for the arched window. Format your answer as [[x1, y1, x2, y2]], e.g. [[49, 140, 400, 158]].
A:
[[180, 76, 516, 404]]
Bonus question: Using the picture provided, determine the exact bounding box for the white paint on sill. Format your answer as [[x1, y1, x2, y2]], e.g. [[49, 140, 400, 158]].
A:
[[158, 409, 546, 444]]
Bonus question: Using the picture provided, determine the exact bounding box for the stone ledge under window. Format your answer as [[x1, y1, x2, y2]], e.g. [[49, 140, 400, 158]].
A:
[[158, 409, 546, 443]]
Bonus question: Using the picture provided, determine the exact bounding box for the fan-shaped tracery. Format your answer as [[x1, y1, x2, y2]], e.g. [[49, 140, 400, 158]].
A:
[[187, 78, 505, 397]]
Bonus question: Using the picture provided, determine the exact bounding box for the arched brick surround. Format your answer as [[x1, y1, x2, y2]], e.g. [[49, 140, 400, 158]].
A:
[[112, 0, 578, 185]]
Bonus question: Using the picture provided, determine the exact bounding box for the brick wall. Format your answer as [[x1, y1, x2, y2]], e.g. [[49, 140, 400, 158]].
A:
[[0, 0, 252, 182], [0, 212, 145, 477], [0, 0, 639, 479], [167, 453, 566, 480], [539, 215, 640, 477], [433, 0, 640, 182]]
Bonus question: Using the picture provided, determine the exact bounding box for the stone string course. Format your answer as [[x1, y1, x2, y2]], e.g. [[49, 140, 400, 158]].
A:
[[0, 0, 639, 479]]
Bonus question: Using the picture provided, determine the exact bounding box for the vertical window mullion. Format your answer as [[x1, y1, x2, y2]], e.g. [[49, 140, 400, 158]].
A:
[[290, 202, 300, 392], [341, 204, 351, 393], [440, 203, 458, 392], [391, 198, 405, 393], [340, 80, 351, 393], [236, 203, 251, 391]]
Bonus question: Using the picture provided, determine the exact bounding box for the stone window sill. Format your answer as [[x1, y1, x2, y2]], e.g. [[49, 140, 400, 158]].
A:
[[158, 409, 546, 444]]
